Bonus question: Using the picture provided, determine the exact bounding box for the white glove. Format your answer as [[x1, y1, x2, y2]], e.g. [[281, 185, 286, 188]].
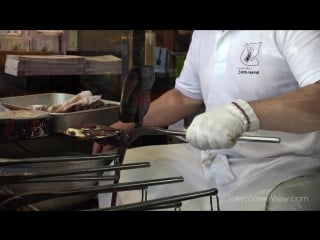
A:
[[186, 99, 260, 150]]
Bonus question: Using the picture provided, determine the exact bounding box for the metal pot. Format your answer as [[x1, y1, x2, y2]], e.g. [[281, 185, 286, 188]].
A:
[[0, 110, 52, 143]]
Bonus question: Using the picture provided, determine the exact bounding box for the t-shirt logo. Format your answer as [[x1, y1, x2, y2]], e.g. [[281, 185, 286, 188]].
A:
[[240, 42, 262, 66]]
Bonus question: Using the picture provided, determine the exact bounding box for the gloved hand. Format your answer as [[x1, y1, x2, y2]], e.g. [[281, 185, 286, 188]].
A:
[[186, 99, 260, 150]]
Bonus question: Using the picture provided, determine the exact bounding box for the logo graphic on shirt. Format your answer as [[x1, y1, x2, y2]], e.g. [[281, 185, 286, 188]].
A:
[[240, 42, 262, 66]]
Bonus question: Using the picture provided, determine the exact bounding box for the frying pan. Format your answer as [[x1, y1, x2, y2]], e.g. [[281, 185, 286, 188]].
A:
[[64, 125, 281, 147]]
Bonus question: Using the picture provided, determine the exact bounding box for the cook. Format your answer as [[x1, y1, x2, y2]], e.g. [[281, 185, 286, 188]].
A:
[[93, 30, 320, 210]]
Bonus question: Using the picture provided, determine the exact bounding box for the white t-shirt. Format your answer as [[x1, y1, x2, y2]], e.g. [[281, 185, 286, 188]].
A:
[[176, 30, 320, 158]]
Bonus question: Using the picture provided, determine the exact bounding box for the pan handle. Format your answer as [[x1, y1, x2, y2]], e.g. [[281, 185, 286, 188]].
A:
[[147, 127, 281, 143]]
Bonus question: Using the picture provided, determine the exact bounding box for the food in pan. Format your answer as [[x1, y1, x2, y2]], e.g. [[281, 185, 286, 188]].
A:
[[0, 109, 50, 119], [28, 104, 48, 111], [26, 91, 116, 113], [28, 100, 110, 113], [65, 125, 121, 140]]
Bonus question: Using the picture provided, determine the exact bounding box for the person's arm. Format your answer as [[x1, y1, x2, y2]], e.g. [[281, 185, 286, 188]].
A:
[[143, 88, 203, 127], [250, 82, 320, 133], [92, 88, 203, 154], [186, 82, 320, 150]]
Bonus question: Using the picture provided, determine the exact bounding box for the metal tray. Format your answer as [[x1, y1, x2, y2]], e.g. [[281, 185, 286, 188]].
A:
[[0, 93, 120, 133]]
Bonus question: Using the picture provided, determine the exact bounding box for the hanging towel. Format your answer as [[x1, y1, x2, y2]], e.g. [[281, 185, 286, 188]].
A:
[[201, 150, 236, 186]]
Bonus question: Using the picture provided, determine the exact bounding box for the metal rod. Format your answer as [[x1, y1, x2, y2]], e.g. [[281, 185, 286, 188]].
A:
[[10, 175, 118, 184], [0, 162, 150, 185], [210, 195, 213, 211], [148, 127, 281, 144], [141, 187, 148, 202], [216, 195, 220, 211], [0, 154, 118, 166], [111, 147, 126, 207], [93, 188, 218, 211], [238, 135, 281, 143], [146, 202, 182, 211], [1, 177, 184, 210], [141, 188, 145, 202]]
